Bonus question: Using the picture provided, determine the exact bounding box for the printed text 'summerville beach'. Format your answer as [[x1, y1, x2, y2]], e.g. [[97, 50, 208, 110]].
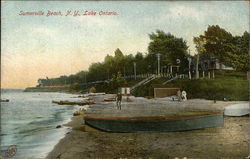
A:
[[1, 1, 250, 159]]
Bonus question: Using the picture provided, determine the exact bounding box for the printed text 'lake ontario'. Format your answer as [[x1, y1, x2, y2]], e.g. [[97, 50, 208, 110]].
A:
[[19, 10, 118, 16]]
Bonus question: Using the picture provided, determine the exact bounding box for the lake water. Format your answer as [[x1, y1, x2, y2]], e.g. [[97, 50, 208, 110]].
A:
[[1, 90, 81, 159]]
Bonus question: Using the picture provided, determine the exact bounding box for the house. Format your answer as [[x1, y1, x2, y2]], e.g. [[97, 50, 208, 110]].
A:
[[199, 56, 235, 71]]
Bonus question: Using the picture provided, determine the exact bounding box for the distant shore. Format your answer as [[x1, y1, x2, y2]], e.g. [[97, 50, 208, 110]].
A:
[[46, 96, 250, 159], [24, 87, 70, 92], [23, 87, 83, 95]]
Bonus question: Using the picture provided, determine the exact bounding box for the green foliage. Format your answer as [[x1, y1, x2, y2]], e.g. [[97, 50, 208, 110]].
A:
[[37, 28, 249, 91], [215, 70, 247, 80], [132, 78, 167, 97], [37, 30, 191, 87], [132, 71, 248, 101], [95, 72, 126, 93], [148, 30, 189, 72], [110, 72, 126, 89], [194, 25, 249, 71], [70, 83, 81, 91], [169, 71, 248, 101], [88, 62, 107, 81]]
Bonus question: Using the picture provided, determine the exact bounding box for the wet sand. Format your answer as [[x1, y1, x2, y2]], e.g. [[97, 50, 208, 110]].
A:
[[46, 97, 250, 159]]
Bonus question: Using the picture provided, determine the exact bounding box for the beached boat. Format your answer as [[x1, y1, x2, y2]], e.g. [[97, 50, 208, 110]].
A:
[[103, 98, 116, 102], [52, 100, 95, 106], [224, 103, 249, 116], [84, 111, 224, 132], [88, 93, 106, 96], [1, 99, 9, 102]]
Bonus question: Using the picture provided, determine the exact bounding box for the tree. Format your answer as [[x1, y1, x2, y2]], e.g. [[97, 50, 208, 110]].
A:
[[75, 71, 87, 84], [229, 31, 249, 71], [123, 54, 135, 76], [148, 30, 188, 72], [113, 48, 125, 74], [134, 52, 147, 74], [194, 25, 249, 71], [194, 25, 233, 59], [110, 72, 126, 89], [104, 54, 114, 79], [70, 83, 81, 91]]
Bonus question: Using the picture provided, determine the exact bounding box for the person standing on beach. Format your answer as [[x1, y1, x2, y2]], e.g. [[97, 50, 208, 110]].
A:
[[116, 92, 122, 110], [181, 90, 187, 101], [177, 90, 182, 101]]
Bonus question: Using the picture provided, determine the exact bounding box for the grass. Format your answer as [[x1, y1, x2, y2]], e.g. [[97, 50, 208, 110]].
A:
[[33, 71, 248, 101], [132, 71, 249, 101], [171, 78, 248, 101], [132, 78, 166, 97]]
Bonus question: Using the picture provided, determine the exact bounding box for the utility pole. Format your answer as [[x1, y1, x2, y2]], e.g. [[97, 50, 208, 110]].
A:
[[107, 69, 109, 80], [133, 62, 136, 80], [156, 53, 161, 76], [196, 54, 200, 79], [164, 66, 167, 77], [123, 66, 126, 78], [148, 65, 151, 76], [196, 41, 204, 79], [84, 72, 87, 90], [195, 39, 205, 79], [187, 57, 192, 79]]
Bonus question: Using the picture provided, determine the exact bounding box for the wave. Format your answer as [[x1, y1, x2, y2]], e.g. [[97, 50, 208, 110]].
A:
[[1, 92, 75, 159]]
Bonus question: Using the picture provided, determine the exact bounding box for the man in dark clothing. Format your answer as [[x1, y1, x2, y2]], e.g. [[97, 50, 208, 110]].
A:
[[116, 93, 122, 110]]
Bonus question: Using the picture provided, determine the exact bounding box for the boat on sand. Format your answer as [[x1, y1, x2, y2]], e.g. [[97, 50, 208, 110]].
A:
[[84, 111, 224, 132], [1, 99, 9, 102], [103, 98, 116, 102], [224, 103, 249, 116], [52, 100, 95, 106]]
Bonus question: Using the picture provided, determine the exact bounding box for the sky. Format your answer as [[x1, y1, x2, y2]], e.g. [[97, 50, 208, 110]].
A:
[[1, 1, 249, 89]]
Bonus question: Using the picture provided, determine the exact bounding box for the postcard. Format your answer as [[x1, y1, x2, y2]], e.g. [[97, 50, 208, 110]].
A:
[[1, 1, 249, 159]]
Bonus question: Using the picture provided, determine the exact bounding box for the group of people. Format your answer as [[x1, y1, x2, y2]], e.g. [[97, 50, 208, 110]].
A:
[[116, 89, 187, 110]]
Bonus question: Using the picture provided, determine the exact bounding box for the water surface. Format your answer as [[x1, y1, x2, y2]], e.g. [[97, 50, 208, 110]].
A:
[[1, 90, 80, 159]]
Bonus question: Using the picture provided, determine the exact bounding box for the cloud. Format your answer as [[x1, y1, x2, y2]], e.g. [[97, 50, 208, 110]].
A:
[[142, 5, 208, 27], [71, 15, 121, 28], [168, 6, 202, 19]]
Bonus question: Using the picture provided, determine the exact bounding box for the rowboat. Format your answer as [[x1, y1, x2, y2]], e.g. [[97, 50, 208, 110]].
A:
[[224, 103, 249, 116], [1, 99, 9, 102], [103, 98, 116, 102], [52, 100, 95, 106], [84, 111, 224, 132]]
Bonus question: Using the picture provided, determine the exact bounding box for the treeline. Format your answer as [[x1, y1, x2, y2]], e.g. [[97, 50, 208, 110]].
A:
[[194, 25, 249, 71], [38, 25, 249, 87]]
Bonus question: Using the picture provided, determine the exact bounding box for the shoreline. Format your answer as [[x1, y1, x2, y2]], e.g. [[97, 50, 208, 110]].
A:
[[45, 114, 86, 159], [45, 97, 250, 159]]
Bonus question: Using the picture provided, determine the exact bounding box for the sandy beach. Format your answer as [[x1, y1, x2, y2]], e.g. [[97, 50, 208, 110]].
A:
[[46, 96, 250, 159]]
